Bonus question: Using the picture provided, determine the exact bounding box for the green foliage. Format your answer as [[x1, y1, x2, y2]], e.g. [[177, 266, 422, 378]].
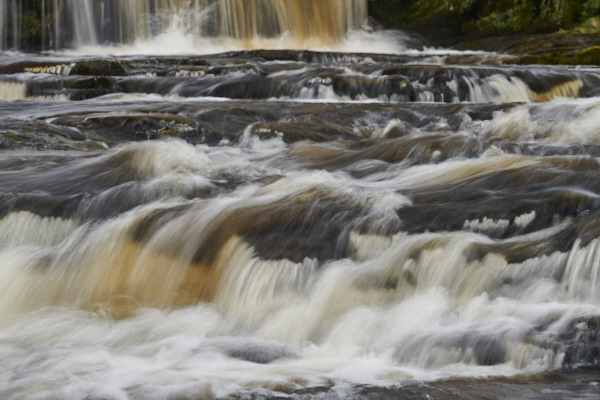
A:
[[368, 0, 599, 41], [582, 0, 600, 18], [466, 1, 537, 36], [20, 12, 42, 40], [410, 0, 476, 17], [5, 0, 45, 50], [572, 16, 600, 33], [136, 127, 181, 141], [158, 127, 180, 138]]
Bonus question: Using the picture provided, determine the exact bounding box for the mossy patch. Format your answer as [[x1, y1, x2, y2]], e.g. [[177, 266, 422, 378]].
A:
[[3, 133, 26, 141], [135, 126, 181, 141], [572, 16, 600, 33], [515, 45, 600, 65], [368, 0, 600, 47], [453, 32, 600, 65]]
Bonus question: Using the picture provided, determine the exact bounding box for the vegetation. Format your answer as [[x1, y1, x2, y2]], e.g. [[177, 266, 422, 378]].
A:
[[136, 127, 181, 141], [3, 0, 44, 50], [369, 0, 600, 44]]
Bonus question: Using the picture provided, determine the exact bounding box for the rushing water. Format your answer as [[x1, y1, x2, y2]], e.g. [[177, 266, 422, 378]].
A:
[[1, 0, 368, 52], [0, 1, 600, 399]]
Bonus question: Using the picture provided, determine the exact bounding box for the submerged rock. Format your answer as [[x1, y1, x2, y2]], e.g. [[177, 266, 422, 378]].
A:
[[560, 316, 600, 369], [195, 338, 298, 364], [69, 76, 122, 100]]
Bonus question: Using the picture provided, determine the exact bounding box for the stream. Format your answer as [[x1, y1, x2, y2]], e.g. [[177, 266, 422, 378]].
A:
[[0, 1, 599, 399]]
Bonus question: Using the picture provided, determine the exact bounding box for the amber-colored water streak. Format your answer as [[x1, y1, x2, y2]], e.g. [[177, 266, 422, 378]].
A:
[[1, 0, 368, 50]]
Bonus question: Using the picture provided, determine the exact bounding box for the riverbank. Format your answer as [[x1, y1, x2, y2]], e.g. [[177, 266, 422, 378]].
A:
[[451, 32, 600, 65], [367, 0, 600, 65]]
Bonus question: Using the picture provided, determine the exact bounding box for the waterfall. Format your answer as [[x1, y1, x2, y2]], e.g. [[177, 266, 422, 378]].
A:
[[68, 0, 97, 48], [0, 0, 5, 50], [1, 1, 599, 398], [0, 0, 22, 50], [0, 0, 368, 51]]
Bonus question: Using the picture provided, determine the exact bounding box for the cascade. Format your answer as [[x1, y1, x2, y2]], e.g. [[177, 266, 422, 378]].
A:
[[0, 1, 599, 399], [0, 0, 368, 51], [0, 1, 4, 50]]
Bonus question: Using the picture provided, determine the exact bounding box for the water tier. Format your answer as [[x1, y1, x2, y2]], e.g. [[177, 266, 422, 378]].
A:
[[0, 0, 368, 51]]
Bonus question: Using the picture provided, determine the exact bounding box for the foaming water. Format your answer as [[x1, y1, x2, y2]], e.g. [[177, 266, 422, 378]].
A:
[[3, 0, 384, 53], [67, 26, 411, 56], [0, 81, 26, 100], [1, 10, 600, 396], [0, 133, 598, 398], [477, 98, 600, 144]]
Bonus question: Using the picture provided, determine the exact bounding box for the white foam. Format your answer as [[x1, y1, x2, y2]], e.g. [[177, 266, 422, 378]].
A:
[[0, 211, 79, 247], [563, 238, 600, 302], [67, 28, 413, 57], [515, 211, 536, 228], [465, 74, 533, 103], [473, 98, 600, 145], [0, 103, 599, 397], [462, 211, 537, 236], [24, 64, 73, 75], [0, 81, 26, 100], [464, 217, 511, 236], [0, 223, 598, 398]]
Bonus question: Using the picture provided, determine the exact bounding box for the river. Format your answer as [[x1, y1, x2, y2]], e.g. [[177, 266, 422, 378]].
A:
[[0, 1, 599, 399]]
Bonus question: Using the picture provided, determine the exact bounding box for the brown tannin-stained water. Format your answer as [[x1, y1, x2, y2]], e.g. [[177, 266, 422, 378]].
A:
[[0, 1, 599, 399]]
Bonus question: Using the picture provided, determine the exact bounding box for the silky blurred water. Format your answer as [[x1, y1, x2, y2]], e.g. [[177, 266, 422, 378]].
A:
[[0, 2, 599, 399]]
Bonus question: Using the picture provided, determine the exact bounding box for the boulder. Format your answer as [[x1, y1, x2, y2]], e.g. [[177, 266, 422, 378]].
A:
[[69, 59, 127, 76]]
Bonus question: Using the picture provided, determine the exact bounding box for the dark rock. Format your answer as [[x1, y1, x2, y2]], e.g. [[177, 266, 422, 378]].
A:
[[196, 338, 298, 364], [452, 33, 600, 66], [69, 76, 123, 101], [245, 49, 300, 61], [69, 59, 127, 76], [560, 316, 600, 368], [395, 332, 508, 367]]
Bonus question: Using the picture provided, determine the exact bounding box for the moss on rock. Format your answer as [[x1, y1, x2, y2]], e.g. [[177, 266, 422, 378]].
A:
[[515, 46, 600, 65], [453, 32, 600, 66], [368, 0, 600, 48]]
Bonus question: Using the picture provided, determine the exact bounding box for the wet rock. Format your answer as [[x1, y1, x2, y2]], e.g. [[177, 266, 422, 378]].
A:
[[559, 316, 600, 368], [250, 119, 355, 144], [205, 74, 289, 99], [516, 46, 600, 66], [395, 332, 508, 367], [324, 74, 416, 101], [69, 76, 122, 100], [69, 59, 127, 76], [397, 155, 600, 244], [224, 343, 297, 364], [354, 372, 600, 400], [244, 49, 300, 62], [453, 33, 600, 66], [554, 211, 600, 250], [0, 61, 73, 75], [134, 126, 181, 141], [0, 119, 90, 151], [196, 338, 298, 364], [0, 191, 86, 220], [52, 112, 196, 143]]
